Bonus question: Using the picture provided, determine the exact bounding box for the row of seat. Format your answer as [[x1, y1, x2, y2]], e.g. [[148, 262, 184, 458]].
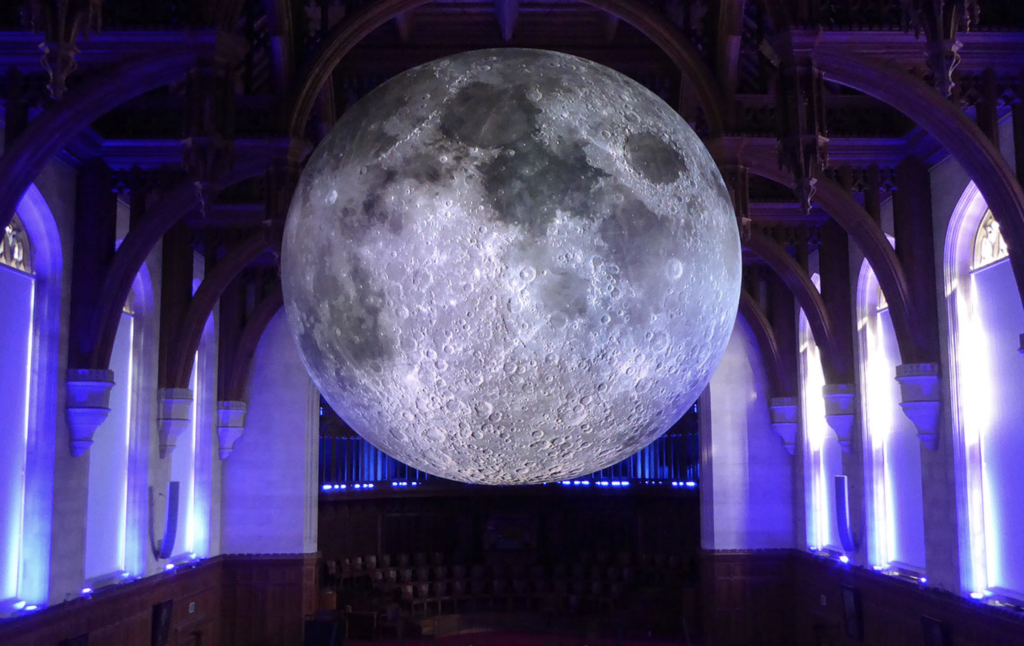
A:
[[395, 578, 626, 617], [327, 561, 642, 588], [324, 551, 683, 581]]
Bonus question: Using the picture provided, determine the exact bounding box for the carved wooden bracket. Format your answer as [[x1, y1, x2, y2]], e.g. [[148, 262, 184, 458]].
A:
[[900, 0, 979, 96], [27, 0, 103, 99], [182, 58, 237, 194], [775, 59, 829, 213]]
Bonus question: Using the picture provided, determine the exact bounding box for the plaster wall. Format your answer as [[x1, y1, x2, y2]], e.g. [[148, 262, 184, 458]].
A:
[[701, 315, 795, 550], [221, 310, 318, 555]]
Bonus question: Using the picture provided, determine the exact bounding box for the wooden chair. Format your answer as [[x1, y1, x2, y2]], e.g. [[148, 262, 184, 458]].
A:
[[492, 578, 512, 611], [433, 581, 452, 614], [470, 577, 490, 611], [414, 582, 431, 616], [452, 579, 469, 613]]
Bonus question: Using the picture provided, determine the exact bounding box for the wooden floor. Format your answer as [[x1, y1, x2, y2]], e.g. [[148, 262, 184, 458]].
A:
[[342, 610, 698, 645]]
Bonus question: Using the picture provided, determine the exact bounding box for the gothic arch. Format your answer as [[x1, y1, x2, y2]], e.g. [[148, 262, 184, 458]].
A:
[[287, 0, 726, 142], [224, 285, 284, 401], [11, 184, 63, 605], [90, 156, 272, 373], [743, 229, 842, 384], [165, 232, 271, 390], [814, 47, 1024, 317], [737, 288, 785, 398], [0, 44, 217, 232], [711, 142, 922, 365]]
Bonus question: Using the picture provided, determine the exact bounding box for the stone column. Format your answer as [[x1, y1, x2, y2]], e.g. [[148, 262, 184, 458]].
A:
[[894, 157, 943, 446], [818, 220, 864, 563], [66, 158, 118, 455]]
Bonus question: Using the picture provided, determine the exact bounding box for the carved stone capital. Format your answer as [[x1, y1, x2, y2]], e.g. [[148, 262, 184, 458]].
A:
[[157, 388, 193, 459], [822, 384, 857, 453], [768, 396, 799, 455], [216, 400, 248, 460], [895, 363, 942, 450], [66, 368, 115, 457]]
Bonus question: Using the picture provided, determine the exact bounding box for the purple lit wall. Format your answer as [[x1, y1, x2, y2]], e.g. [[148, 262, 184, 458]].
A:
[[0, 263, 34, 604], [800, 299, 843, 552], [970, 258, 1024, 598], [222, 310, 318, 555], [84, 310, 133, 580], [701, 316, 795, 550]]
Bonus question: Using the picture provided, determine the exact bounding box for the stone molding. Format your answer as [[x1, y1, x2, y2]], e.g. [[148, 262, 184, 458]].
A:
[[822, 383, 857, 453], [216, 400, 248, 460], [768, 396, 799, 455], [157, 388, 193, 458], [895, 363, 942, 450], [65, 368, 116, 457]]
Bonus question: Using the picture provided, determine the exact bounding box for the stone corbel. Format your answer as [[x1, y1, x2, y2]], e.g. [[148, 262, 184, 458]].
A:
[[65, 368, 115, 457], [157, 388, 193, 459], [895, 363, 942, 450], [822, 384, 856, 453], [216, 400, 248, 459], [768, 396, 799, 455]]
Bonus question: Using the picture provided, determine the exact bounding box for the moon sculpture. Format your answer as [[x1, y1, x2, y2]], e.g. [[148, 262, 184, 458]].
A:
[[282, 49, 740, 485]]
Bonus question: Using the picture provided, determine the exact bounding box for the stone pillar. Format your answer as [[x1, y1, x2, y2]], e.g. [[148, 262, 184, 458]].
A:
[[158, 221, 193, 392], [818, 219, 864, 562], [66, 159, 118, 455], [894, 158, 943, 442]]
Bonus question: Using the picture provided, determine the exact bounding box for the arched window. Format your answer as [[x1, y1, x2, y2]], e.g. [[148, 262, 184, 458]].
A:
[[0, 214, 36, 610], [84, 287, 139, 585], [168, 273, 216, 562], [946, 185, 1024, 601], [972, 210, 1009, 271], [857, 258, 925, 573], [800, 273, 843, 552]]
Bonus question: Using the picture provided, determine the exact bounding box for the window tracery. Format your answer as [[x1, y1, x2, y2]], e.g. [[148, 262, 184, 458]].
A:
[[972, 209, 1009, 270], [0, 213, 33, 274]]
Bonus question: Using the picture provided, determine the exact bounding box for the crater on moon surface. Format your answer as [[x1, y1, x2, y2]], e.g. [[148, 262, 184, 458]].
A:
[[282, 48, 740, 485]]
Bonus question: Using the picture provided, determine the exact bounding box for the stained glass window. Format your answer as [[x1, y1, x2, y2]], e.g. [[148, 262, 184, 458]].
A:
[[972, 209, 1009, 271], [0, 213, 33, 274]]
